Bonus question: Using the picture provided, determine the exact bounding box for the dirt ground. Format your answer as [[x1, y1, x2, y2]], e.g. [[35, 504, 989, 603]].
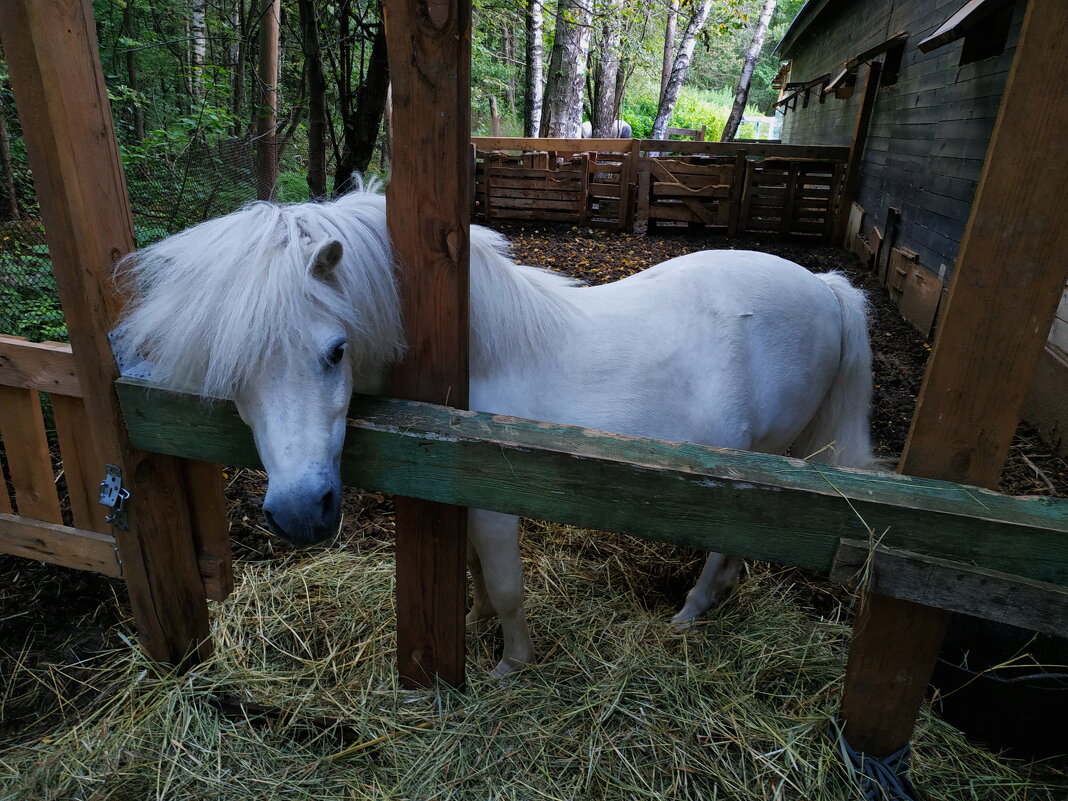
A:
[[2, 222, 1066, 746]]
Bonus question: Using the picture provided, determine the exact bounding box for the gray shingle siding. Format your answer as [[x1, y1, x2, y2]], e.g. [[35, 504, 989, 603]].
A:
[[780, 0, 1023, 276]]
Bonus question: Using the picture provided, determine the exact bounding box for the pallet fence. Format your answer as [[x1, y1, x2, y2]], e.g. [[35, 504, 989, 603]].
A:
[[472, 137, 849, 240]]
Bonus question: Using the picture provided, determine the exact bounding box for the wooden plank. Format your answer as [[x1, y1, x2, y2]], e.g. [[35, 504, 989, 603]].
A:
[[840, 0, 1068, 759], [727, 152, 746, 237], [636, 160, 651, 229], [486, 166, 584, 181], [483, 208, 581, 222], [898, 264, 944, 338], [646, 159, 714, 224], [0, 384, 62, 523], [51, 393, 108, 533], [489, 196, 583, 211], [0, 0, 211, 668], [831, 539, 1068, 638], [116, 381, 1068, 591], [619, 139, 640, 232], [181, 460, 233, 603], [918, 0, 1001, 53], [0, 336, 82, 397], [0, 512, 121, 577], [382, 0, 469, 689], [651, 183, 730, 199], [781, 164, 799, 235], [834, 61, 881, 244], [490, 187, 583, 202], [640, 140, 850, 160], [474, 136, 628, 153]]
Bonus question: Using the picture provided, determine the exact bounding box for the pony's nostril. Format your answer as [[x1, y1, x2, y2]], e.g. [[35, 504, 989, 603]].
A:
[[320, 489, 336, 518]]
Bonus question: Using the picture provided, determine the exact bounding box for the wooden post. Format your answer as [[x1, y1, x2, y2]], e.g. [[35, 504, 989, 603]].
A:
[[253, 0, 280, 200], [840, 0, 1068, 757], [382, 0, 470, 688], [833, 60, 880, 244], [0, 0, 212, 667]]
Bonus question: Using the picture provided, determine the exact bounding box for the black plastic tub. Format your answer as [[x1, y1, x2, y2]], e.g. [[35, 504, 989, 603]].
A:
[[930, 615, 1068, 759]]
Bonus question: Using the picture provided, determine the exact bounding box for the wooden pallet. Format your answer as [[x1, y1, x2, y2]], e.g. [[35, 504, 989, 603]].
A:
[[739, 158, 844, 240]]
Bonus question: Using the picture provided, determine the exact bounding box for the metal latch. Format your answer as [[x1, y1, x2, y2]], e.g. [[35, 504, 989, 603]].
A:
[[98, 464, 130, 530]]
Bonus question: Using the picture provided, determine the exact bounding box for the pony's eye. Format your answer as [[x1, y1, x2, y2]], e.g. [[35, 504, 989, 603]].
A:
[[325, 341, 347, 367]]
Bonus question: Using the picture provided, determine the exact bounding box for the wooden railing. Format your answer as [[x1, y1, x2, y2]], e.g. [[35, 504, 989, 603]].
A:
[[472, 137, 850, 240]]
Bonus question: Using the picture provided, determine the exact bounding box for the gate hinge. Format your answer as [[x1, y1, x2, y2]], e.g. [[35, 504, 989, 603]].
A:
[[98, 464, 131, 531]]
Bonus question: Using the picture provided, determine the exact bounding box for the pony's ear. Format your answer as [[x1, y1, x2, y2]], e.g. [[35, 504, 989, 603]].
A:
[[310, 240, 344, 285]]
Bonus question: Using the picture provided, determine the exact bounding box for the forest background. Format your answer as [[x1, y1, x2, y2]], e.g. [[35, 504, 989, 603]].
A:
[[0, 0, 802, 341]]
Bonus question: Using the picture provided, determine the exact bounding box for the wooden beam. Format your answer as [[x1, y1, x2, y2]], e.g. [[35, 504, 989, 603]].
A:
[[382, 0, 470, 689], [0, 0, 212, 668], [115, 383, 1068, 594], [918, 0, 1002, 53], [0, 336, 81, 396], [473, 137, 849, 162], [840, 0, 1068, 758], [0, 512, 121, 577], [0, 385, 62, 523], [831, 539, 1068, 638], [833, 60, 880, 244]]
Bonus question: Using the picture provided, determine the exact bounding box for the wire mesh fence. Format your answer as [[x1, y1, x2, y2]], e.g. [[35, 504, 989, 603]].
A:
[[0, 132, 286, 344]]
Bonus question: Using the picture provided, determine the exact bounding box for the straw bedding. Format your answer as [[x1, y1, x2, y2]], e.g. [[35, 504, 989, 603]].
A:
[[1, 226, 1065, 799]]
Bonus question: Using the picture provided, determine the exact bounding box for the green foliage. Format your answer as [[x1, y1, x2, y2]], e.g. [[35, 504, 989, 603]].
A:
[[276, 171, 311, 204], [0, 239, 67, 341], [622, 83, 759, 139]]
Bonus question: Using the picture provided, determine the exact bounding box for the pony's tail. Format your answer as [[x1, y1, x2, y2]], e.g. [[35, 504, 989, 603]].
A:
[[793, 272, 875, 469]]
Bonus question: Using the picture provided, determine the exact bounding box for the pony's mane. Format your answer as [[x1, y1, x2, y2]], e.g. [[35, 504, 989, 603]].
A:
[[113, 187, 582, 399], [114, 189, 403, 399], [467, 227, 582, 371]]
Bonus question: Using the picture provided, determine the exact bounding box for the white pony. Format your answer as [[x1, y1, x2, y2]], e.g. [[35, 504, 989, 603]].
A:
[[115, 188, 873, 677]]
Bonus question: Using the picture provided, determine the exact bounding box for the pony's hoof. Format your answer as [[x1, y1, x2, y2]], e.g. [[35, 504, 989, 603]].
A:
[[490, 656, 532, 681], [670, 604, 707, 630]]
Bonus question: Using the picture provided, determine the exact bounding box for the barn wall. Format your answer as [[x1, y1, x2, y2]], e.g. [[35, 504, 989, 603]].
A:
[[780, 0, 1025, 279]]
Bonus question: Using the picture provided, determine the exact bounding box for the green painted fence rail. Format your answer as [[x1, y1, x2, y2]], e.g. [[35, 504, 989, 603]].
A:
[[116, 378, 1068, 635]]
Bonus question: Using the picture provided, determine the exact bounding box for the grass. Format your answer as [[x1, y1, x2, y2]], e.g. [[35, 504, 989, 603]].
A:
[[0, 510, 1063, 800]]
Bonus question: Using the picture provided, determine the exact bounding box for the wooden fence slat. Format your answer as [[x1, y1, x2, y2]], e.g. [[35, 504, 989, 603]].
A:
[[51, 393, 108, 533], [0, 511, 120, 577], [181, 460, 233, 603], [0, 335, 82, 396], [0, 384, 63, 523]]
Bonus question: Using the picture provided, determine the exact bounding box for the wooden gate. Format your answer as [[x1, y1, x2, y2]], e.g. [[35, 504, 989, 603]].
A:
[[739, 158, 844, 239]]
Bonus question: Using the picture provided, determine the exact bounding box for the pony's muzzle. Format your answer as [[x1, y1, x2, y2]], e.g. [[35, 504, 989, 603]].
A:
[[262, 478, 342, 546]]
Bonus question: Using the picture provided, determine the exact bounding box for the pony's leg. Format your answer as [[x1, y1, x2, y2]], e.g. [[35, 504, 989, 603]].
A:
[[466, 539, 495, 629], [467, 508, 534, 678], [672, 552, 742, 626]]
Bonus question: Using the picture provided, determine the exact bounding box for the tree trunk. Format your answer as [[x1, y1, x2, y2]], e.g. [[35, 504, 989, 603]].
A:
[[298, 0, 328, 198], [334, 22, 390, 193], [253, 0, 280, 200], [721, 0, 776, 141], [232, 0, 248, 136], [659, 0, 679, 108], [121, 2, 145, 143], [190, 0, 207, 102], [0, 91, 19, 221], [540, 0, 592, 138], [591, 0, 625, 137], [651, 0, 713, 140], [523, 0, 544, 137]]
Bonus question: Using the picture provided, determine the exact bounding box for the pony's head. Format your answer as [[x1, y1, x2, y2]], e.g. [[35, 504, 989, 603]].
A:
[[115, 191, 403, 546]]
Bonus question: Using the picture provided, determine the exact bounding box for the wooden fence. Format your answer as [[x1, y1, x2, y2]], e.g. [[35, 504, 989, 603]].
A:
[[0, 334, 233, 599], [472, 137, 849, 240], [3, 0, 1068, 771]]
